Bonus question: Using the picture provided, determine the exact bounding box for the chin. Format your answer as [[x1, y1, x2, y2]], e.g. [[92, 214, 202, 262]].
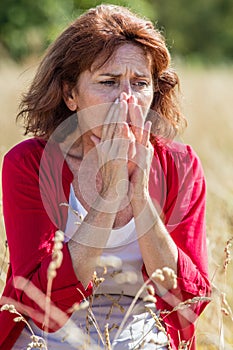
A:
[[84, 127, 102, 141]]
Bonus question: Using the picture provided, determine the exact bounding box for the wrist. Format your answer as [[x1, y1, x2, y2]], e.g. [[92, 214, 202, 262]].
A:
[[100, 185, 125, 202], [130, 189, 150, 205], [93, 187, 123, 214]]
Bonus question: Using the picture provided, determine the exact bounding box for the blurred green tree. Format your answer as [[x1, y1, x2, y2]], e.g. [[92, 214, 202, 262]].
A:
[[0, 0, 153, 61], [0, 0, 232, 63], [0, 0, 74, 61], [152, 0, 233, 63]]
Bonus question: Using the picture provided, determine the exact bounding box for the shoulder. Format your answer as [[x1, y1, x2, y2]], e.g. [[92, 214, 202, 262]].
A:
[[3, 137, 73, 183], [3, 138, 47, 164], [152, 136, 196, 157], [151, 136, 205, 180]]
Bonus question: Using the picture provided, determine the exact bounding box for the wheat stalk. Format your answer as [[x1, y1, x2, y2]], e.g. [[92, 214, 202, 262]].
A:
[[161, 296, 212, 316], [104, 323, 112, 350], [223, 236, 233, 271], [145, 306, 172, 350], [1, 304, 48, 349], [43, 230, 64, 334], [113, 267, 177, 344]]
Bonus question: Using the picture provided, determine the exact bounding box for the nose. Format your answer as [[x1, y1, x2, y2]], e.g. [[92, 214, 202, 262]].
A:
[[120, 80, 133, 100]]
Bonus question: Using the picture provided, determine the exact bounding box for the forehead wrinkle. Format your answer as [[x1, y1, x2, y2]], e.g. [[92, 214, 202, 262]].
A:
[[94, 58, 152, 78], [90, 43, 153, 76]]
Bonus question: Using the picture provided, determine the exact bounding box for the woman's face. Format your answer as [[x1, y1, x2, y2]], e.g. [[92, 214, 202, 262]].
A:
[[66, 43, 154, 137]]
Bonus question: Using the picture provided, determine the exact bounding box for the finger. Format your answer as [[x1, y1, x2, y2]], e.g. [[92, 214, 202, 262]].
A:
[[102, 123, 130, 161], [103, 122, 131, 158], [128, 96, 144, 143], [101, 98, 120, 141], [141, 120, 152, 147], [112, 99, 128, 138], [101, 98, 127, 142]]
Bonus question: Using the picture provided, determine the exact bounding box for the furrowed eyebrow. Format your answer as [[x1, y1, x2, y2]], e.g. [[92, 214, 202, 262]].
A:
[[134, 73, 151, 78], [99, 73, 121, 78], [98, 73, 151, 78]]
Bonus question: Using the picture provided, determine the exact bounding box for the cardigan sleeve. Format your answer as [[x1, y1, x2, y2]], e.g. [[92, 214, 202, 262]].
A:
[[2, 139, 92, 332], [144, 141, 211, 345]]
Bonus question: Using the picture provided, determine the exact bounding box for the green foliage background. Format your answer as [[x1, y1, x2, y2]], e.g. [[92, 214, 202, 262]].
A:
[[0, 0, 233, 62]]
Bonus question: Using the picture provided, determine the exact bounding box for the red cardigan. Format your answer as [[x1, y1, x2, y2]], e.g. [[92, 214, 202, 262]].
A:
[[0, 137, 211, 349]]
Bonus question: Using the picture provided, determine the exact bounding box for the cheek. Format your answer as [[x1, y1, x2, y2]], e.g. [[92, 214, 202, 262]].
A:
[[137, 88, 154, 104], [138, 92, 154, 116], [77, 95, 98, 110], [79, 90, 115, 110], [78, 101, 113, 134], [145, 89, 154, 106]]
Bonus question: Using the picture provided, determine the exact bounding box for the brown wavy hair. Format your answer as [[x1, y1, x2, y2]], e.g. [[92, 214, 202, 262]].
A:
[[17, 4, 186, 141]]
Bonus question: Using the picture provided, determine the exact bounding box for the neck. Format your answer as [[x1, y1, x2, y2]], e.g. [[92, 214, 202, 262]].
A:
[[81, 132, 97, 157], [59, 129, 98, 160]]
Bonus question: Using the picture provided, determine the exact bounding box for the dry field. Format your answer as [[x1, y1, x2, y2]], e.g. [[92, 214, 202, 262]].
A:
[[0, 59, 232, 349]]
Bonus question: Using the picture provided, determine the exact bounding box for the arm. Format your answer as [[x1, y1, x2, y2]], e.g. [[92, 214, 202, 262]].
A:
[[132, 195, 178, 292], [67, 97, 133, 287], [68, 177, 127, 288], [127, 98, 211, 334], [128, 98, 178, 291], [2, 140, 92, 331], [2, 97, 132, 330], [141, 143, 211, 332]]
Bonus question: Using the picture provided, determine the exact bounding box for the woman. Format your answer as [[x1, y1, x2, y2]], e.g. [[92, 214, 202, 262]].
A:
[[0, 4, 211, 349]]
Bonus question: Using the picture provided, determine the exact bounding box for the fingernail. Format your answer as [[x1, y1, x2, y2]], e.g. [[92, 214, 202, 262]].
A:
[[115, 97, 119, 104]]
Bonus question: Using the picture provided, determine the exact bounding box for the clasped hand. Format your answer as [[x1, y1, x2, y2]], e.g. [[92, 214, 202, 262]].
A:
[[91, 93, 153, 204]]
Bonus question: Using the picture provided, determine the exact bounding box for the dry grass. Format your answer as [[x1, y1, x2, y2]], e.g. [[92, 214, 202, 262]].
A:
[[0, 60, 233, 348], [179, 64, 233, 349]]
